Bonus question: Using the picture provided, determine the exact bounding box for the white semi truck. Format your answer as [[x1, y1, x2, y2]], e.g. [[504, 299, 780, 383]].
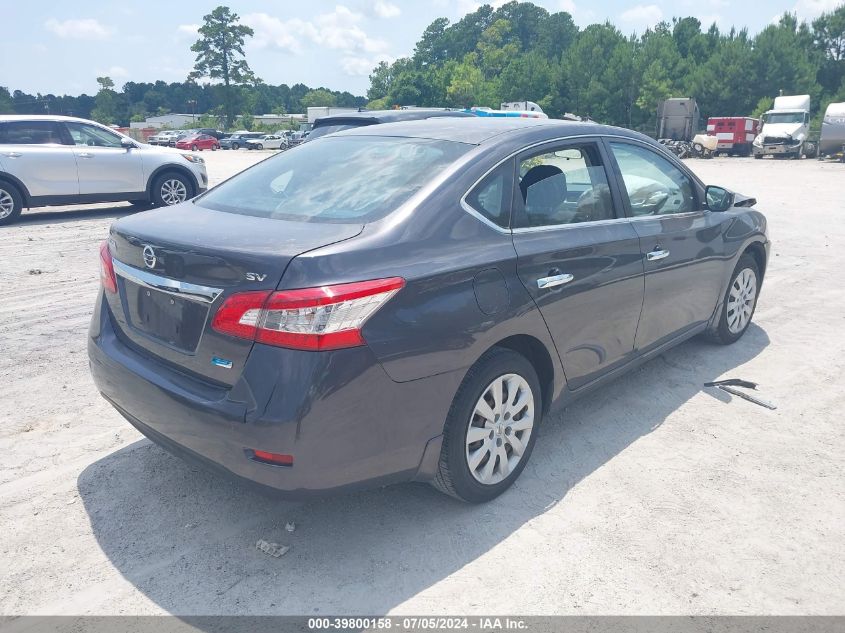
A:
[[753, 95, 816, 159]]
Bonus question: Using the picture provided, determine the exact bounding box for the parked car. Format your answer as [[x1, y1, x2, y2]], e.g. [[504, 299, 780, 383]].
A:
[[175, 134, 221, 152], [168, 129, 199, 147], [89, 118, 768, 503], [220, 133, 263, 150], [147, 130, 182, 146], [245, 134, 287, 150], [307, 109, 474, 141], [0, 115, 208, 225]]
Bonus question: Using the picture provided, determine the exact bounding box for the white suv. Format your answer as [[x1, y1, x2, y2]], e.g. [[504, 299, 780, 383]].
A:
[[0, 115, 208, 225]]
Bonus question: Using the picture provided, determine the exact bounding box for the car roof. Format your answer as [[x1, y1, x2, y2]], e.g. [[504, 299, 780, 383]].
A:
[[0, 114, 111, 125], [330, 117, 650, 145], [312, 109, 474, 127]]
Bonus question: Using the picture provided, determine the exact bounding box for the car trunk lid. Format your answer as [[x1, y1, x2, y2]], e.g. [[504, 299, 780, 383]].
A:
[[104, 202, 363, 386]]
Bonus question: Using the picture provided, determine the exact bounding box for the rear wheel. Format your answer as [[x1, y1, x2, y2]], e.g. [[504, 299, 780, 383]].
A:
[[231, 142, 240, 150], [191, 144, 199, 152], [212, 144, 218, 151], [705, 254, 760, 345], [433, 348, 541, 503], [151, 172, 192, 207], [0, 182, 23, 226]]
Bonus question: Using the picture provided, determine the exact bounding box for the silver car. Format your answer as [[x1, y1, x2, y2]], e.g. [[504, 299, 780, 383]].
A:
[[0, 115, 208, 225]]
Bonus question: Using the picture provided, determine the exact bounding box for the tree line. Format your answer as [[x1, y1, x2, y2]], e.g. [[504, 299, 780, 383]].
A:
[[2, 2, 843, 132], [366, 1, 845, 131]]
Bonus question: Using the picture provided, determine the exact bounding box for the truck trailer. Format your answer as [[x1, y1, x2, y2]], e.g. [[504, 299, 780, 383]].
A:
[[818, 102, 845, 160], [706, 117, 760, 156], [657, 98, 700, 141]]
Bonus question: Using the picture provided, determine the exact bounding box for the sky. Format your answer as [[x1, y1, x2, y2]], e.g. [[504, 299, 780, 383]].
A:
[[1, 0, 843, 98]]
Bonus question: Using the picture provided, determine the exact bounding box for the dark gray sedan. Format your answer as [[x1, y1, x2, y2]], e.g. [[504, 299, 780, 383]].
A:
[[88, 118, 768, 503]]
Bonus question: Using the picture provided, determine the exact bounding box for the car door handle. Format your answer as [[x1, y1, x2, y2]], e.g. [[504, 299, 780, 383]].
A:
[[537, 273, 574, 289], [77, 152, 94, 159], [1, 151, 22, 158], [646, 249, 670, 261]]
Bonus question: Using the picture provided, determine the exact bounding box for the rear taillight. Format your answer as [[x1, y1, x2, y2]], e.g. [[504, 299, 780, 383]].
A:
[[211, 277, 405, 351], [99, 241, 117, 293]]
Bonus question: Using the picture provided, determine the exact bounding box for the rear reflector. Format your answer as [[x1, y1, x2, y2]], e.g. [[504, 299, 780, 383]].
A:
[[250, 449, 294, 467], [211, 277, 405, 351], [99, 241, 117, 293]]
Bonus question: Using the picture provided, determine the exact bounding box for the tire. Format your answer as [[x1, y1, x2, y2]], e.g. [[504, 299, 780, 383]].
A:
[[256, 144, 264, 150], [0, 181, 23, 226], [212, 144, 218, 151], [705, 254, 761, 345], [432, 347, 542, 503], [150, 172, 193, 207], [232, 142, 240, 150], [754, 154, 763, 159], [191, 144, 199, 152]]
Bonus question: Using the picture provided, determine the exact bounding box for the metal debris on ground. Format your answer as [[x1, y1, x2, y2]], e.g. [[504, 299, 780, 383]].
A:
[[705, 378, 777, 410], [285, 522, 295, 533], [256, 539, 290, 558]]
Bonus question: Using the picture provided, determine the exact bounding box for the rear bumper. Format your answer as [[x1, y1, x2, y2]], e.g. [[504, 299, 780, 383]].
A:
[[88, 293, 457, 498]]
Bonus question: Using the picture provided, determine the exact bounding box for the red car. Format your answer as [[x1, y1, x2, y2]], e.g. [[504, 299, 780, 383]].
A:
[[175, 134, 220, 151]]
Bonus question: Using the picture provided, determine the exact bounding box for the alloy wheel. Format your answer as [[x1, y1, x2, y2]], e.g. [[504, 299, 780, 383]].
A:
[[465, 373, 535, 485], [160, 179, 188, 205], [0, 188, 14, 219], [727, 267, 757, 334]]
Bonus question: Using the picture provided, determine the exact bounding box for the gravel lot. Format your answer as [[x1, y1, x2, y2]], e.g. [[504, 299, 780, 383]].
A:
[[0, 150, 843, 616]]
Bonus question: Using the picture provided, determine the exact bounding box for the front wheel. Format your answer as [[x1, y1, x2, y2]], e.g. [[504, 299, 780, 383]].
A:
[[705, 253, 760, 345], [256, 143, 264, 150], [151, 172, 192, 207], [232, 142, 240, 150], [212, 144, 218, 151], [433, 348, 542, 503]]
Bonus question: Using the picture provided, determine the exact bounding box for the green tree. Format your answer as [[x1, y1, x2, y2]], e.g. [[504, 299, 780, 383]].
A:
[[0, 86, 13, 113], [300, 89, 338, 109], [189, 6, 259, 127], [91, 76, 118, 124]]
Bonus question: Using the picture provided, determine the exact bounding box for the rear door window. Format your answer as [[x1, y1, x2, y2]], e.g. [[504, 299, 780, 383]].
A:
[[513, 143, 616, 228], [0, 121, 65, 145]]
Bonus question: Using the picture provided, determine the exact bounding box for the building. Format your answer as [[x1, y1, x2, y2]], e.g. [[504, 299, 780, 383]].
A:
[[129, 113, 198, 130]]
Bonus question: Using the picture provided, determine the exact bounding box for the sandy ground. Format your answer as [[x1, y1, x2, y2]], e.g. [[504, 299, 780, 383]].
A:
[[0, 150, 843, 617]]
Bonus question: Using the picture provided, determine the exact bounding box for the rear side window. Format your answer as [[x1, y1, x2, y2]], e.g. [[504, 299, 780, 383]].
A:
[[608, 142, 697, 215], [0, 121, 65, 145], [197, 135, 470, 223], [464, 161, 513, 229], [513, 144, 615, 228]]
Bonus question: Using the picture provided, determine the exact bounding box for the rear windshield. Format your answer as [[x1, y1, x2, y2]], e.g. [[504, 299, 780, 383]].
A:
[[196, 135, 471, 223]]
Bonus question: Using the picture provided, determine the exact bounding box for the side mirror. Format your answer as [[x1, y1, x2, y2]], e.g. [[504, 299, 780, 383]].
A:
[[121, 137, 136, 150], [705, 185, 734, 212]]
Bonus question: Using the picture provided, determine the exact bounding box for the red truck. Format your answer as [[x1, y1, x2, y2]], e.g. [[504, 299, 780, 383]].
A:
[[706, 117, 760, 156]]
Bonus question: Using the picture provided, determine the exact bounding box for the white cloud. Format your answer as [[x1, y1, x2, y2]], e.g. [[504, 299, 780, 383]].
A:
[[45, 18, 112, 40], [372, 0, 401, 18], [559, 0, 577, 13], [244, 6, 387, 57], [176, 24, 199, 37], [96, 65, 129, 79], [792, 0, 843, 19], [619, 4, 664, 28], [340, 53, 395, 76], [242, 14, 309, 54]]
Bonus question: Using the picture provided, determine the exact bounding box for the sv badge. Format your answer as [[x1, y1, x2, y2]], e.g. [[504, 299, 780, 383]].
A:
[[245, 272, 268, 282]]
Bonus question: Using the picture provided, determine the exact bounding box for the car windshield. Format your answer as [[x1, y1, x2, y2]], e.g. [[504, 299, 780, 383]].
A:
[[765, 112, 804, 124], [308, 123, 364, 140], [196, 135, 470, 223]]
